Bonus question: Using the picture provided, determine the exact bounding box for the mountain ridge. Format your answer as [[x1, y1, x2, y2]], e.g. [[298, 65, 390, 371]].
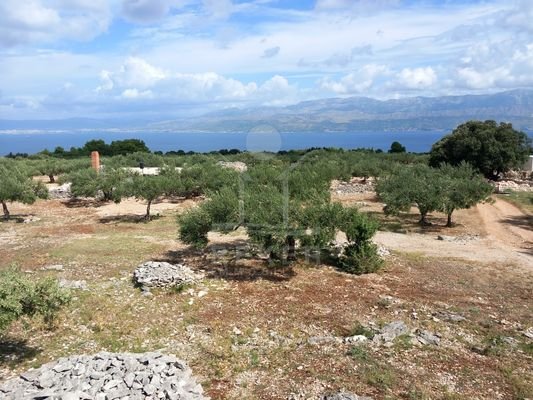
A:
[[2, 89, 533, 133]]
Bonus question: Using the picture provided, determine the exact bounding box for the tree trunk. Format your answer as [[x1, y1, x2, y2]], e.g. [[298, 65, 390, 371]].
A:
[[286, 235, 296, 262], [145, 200, 152, 220], [418, 212, 431, 226], [446, 211, 454, 228], [48, 174, 55, 183], [2, 201, 10, 220]]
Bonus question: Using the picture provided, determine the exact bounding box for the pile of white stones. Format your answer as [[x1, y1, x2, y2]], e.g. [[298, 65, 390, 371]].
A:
[[0, 352, 207, 400], [331, 178, 375, 195], [133, 261, 203, 289]]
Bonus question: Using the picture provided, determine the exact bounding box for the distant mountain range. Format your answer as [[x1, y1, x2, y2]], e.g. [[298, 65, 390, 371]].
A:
[[2, 89, 533, 133]]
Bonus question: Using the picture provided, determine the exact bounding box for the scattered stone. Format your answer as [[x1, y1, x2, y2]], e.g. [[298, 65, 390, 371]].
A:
[[49, 183, 72, 199], [376, 245, 390, 257], [217, 161, 248, 172], [433, 311, 466, 323], [308, 336, 340, 346], [493, 180, 533, 193], [232, 327, 242, 336], [0, 352, 207, 399], [133, 261, 203, 288], [331, 178, 375, 195], [437, 234, 480, 244], [414, 329, 440, 346], [22, 216, 41, 224], [373, 321, 410, 344], [322, 393, 373, 400], [522, 327, 533, 339], [59, 279, 88, 290], [43, 264, 64, 271], [343, 335, 369, 344]]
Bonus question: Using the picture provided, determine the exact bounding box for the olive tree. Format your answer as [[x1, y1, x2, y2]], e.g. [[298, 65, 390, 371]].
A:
[[0, 163, 48, 219], [429, 120, 532, 179], [438, 162, 493, 227], [376, 164, 443, 225], [179, 162, 383, 270], [68, 167, 130, 202]]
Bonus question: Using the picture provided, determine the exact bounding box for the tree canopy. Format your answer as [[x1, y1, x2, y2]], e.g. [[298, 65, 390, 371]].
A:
[[0, 162, 48, 219], [429, 120, 532, 179], [389, 141, 406, 153], [376, 162, 492, 226]]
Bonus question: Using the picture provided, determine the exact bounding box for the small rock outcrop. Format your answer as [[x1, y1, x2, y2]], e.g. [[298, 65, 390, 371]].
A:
[[0, 352, 207, 399], [372, 321, 410, 344], [134, 261, 203, 288], [49, 183, 72, 199]]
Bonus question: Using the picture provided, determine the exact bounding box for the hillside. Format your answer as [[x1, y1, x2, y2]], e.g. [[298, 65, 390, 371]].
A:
[[2, 89, 533, 133]]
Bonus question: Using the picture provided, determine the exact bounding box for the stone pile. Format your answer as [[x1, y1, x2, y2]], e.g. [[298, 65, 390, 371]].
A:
[[493, 180, 533, 193], [49, 183, 72, 199], [216, 161, 248, 172], [437, 234, 480, 244], [133, 261, 203, 288], [331, 178, 375, 195], [0, 352, 207, 400]]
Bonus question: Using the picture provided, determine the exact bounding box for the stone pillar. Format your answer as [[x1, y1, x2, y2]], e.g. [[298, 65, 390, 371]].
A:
[[91, 151, 100, 172]]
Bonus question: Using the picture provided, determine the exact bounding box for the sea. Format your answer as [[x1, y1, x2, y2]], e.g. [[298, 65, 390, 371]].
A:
[[1, 130, 531, 155]]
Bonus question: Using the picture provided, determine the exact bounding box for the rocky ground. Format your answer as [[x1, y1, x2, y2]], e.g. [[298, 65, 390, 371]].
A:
[[0, 179, 531, 399]]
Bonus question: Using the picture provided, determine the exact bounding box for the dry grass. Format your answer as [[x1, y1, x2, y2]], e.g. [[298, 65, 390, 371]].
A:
[[0, 196, 532, 399]]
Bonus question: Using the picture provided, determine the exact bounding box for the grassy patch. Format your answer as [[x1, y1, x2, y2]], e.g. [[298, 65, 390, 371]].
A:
[[500, 192, 533, 214], [347, 345, 370, 362], [362, 362, 396, 390]]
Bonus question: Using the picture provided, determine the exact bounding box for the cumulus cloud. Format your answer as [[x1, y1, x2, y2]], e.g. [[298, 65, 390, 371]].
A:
[[320, 64, 389, 94], [396, 67, 437, 89], [94, 56, 296, 106], [0, 0, 111, 47]]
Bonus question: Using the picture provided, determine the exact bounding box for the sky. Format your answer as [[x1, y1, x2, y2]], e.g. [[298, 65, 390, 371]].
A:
[[1, 0, 532, 120]]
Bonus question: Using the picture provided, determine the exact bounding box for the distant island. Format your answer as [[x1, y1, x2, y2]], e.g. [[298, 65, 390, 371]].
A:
[[2, 89, 533, 134]]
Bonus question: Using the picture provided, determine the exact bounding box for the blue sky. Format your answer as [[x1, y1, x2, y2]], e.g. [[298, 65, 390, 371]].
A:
[[0, 0, 532, 120]]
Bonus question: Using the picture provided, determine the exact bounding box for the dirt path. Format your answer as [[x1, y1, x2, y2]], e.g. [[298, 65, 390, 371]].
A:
[[375, 197, 533, 269], [476, 197, 533, 248]]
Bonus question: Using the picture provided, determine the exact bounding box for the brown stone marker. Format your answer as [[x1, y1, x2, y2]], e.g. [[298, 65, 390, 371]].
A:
[[91, 151, 100, 172]]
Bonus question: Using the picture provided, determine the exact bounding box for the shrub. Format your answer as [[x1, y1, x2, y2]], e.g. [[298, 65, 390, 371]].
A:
[[178, 208, 212, 248], [0, 267, 70, 332], [337, 208, 383, 274]]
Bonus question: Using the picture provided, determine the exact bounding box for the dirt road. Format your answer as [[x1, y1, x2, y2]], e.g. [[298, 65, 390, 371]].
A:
[[375, 197, 533, 269]]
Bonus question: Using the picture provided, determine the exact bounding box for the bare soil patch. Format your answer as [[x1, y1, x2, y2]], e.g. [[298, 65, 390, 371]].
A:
[[0, 195, 532, 399]]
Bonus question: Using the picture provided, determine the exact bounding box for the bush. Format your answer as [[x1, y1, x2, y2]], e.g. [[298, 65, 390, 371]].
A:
[[337, 208, 383, 275], [178, 208, 212, 248], [0, 267, 70, 332], [338, 241, 383, 275]]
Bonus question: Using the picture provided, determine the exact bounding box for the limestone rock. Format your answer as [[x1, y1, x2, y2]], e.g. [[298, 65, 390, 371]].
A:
[[0, 352, 207, 399], [133, 261, 203, 288], [373, 321, 410, 344]]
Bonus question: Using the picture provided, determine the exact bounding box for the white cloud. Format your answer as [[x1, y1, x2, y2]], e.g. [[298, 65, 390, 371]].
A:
[[320, 64, 389, 94], [397, 67, 437, 89], [121, 88, 153, 99], [94, 56, 297, 106], [0, 0, 112, 47]]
